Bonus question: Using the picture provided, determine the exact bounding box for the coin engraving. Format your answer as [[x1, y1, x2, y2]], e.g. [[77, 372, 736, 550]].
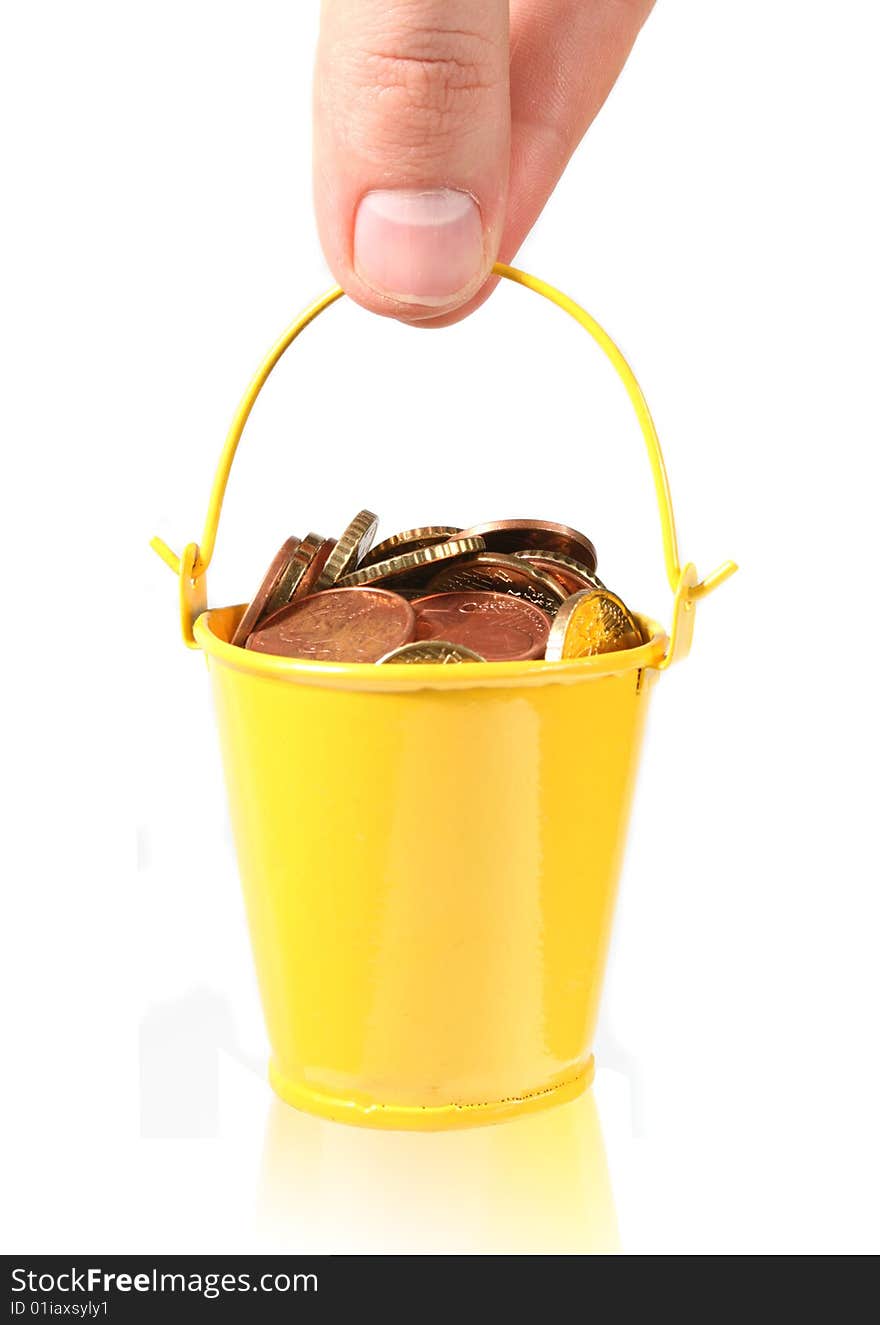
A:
[[247, 587, 415, 663], [425, 553, 565, 617], [412, 591, 551, 662], [544, 588, 642, 661]]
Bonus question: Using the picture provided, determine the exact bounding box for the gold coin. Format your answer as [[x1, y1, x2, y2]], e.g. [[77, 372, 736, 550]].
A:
[[544, 588, 643, 661], [359, 526, 462, 569], [316, 509, 379, 588], [377, 640, 485, 664], [336, 535, 486, 588]]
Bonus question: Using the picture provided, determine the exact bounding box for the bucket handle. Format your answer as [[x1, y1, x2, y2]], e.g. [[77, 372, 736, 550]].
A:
[[151, 263, 736, 663]]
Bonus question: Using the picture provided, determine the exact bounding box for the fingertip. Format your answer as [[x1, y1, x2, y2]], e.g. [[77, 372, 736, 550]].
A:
[[312, 0, 510, 325]]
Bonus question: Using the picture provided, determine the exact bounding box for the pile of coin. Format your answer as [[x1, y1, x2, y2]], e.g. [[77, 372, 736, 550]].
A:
[[231, 511, 644, 664]]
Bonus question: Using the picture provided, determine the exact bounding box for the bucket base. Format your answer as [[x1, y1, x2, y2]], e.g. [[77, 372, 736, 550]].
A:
[[267, 1058, 595, 1132]]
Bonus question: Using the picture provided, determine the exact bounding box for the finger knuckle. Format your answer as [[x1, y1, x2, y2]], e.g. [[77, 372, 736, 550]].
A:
[[358, 24, 501, 142]]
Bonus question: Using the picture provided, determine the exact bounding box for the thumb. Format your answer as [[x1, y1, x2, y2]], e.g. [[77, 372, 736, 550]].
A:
[[313, 0, 510, 321]]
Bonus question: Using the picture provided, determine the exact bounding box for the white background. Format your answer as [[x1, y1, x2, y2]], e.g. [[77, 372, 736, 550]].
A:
[[1, 1, 878, 1254]]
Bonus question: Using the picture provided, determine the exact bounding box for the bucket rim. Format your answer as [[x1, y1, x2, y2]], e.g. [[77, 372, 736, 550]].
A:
[[194, 605, 669, 691]]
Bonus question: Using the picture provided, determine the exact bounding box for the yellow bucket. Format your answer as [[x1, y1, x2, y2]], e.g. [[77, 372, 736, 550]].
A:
[[152, 265, 735, 1131]]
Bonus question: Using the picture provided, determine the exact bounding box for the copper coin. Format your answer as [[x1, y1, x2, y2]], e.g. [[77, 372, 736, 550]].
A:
[[316, 509, 379, 588], [544, 588, 643, 662], [231, 536, 301, 648], [359, 526, 462, 569], [266, 531, 336, 614], [246, 587, 416, 663], [424, 552, 565, 618], [514, 550, 606, 597], [377, 640, 485, 664], [454, 520, 598, 572], [336, 535, 486, 589], [412, 592, 551, 662]]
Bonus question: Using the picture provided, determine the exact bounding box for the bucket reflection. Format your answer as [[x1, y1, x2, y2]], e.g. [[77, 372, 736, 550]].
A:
[[258, 1090, 618, 1254]]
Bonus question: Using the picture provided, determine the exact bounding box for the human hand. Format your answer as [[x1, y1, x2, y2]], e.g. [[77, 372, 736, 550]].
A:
[[313, 0, 654, 326]]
